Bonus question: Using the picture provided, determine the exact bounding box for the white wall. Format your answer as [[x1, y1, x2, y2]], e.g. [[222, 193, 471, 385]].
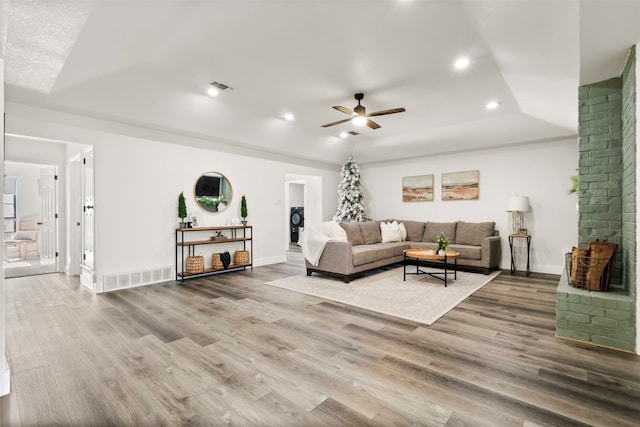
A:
[[359, 139, 579, 274], [636, 56, 640, 355], [0, 58, 8, 396], [6, 103, 339, 292], [289, 183, 304, 207]]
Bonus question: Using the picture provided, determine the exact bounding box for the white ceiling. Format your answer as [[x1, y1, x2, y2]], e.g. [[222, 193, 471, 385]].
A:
[[2, 0, 640, 166]]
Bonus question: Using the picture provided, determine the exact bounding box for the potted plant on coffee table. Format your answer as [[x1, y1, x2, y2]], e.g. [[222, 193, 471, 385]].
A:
[[436, 233, 450, 255]]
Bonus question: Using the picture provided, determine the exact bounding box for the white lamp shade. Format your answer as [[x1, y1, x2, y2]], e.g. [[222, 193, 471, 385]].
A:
[[506, 195, 530, 212]]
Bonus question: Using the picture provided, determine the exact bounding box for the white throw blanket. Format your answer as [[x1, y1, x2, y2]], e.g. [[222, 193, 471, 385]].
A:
[[298, 225, 331, 266], [298, 221, 347, 266]]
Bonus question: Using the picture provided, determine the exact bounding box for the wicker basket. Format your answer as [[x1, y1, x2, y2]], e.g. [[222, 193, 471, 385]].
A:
[[185, 255, 204, 274], [211, 253, 223, 271], [234, 250, 250, 266]]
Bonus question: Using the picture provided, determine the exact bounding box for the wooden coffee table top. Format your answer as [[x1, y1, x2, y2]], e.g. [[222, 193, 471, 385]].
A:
[[404, 249, 460, 260]]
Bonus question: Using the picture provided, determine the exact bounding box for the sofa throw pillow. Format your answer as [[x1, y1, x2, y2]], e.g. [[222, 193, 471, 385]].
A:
[[380, 221, 402, 243], [399, 222, 407, 241], [400, 220, 425, 242], [340, 222, 365, 246], [360, 221, 382, 244], [455, 221, 495, 246], [423, 222, 456, 243]]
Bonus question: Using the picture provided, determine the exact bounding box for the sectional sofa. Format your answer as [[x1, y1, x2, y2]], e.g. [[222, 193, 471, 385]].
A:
[[303, 220, 501, 283]]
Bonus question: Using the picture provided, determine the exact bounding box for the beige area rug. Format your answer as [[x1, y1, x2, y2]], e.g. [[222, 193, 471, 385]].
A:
[[265, 267, 501, 325]]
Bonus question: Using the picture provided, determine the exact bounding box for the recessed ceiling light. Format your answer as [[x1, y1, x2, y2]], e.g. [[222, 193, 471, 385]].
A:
[[486, 101, 500, 109], [284, 113, 295, 121], [207, 87, 219, 97], [340, 132, 348, 138], [454, 57, 470, 70]]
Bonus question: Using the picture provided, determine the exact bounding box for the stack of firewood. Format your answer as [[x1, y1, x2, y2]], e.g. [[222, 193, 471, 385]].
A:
[[569, 239, 616, 291]]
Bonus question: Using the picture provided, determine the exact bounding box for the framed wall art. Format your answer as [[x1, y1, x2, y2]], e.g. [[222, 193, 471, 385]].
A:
[[402, 174, 434, 202], [442, 170, 479, 201]]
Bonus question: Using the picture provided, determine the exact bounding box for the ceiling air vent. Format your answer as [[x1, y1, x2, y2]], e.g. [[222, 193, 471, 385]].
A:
[[209, 81, 230, 91], [348, 131, 359, 136]]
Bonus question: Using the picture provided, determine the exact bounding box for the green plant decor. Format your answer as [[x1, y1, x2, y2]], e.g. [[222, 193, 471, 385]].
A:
[[568, 175, 579, 195], [240, 195, 248, 219], [436, 233, 450, 252], [178, 192, 188, 220]]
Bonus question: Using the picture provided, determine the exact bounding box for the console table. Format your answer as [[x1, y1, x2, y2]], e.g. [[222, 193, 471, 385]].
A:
[[509, 234, 531, 276], [175, 225, 252, 281]]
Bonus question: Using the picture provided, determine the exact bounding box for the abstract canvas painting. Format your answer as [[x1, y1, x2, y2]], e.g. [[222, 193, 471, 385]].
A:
[[442, 170, 479, 201], [402, 174, 434, 202]]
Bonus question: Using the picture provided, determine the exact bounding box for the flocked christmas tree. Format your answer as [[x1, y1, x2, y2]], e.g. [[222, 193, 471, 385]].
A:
[[333, 156, 370, 222]]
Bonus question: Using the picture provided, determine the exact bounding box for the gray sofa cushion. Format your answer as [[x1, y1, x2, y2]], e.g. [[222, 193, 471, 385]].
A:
[[360, 221, 382, 244], [456, 221, 495, 246], [352, 244, 396, 266], [340, 222, 364, 246], [423, 221, 457, 243], [400, 220, 426, 242], [448, 244, 482, 260]]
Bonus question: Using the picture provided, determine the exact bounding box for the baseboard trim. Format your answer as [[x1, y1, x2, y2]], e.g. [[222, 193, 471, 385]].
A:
[[254, 255, 287, 267], [0, 367, 10, 396]]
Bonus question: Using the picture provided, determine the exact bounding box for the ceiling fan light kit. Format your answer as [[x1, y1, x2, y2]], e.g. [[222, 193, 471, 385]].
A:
[[352, 115, 368, 126], [321, 92, 405, 130]]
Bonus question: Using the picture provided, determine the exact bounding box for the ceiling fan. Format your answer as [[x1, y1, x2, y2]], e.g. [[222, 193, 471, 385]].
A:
[[321, 93, 406, 130]]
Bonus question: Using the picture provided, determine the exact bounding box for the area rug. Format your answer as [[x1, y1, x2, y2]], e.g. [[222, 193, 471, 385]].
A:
[[265, 267, 501, 325]]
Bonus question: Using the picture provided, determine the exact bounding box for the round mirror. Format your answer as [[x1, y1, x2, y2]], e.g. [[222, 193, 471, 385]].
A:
[[194, 172, 233, 212]]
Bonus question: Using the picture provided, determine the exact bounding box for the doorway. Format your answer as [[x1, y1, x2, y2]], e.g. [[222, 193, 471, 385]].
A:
[[3, 162, 59, 278], [284, 174, 323, 253]]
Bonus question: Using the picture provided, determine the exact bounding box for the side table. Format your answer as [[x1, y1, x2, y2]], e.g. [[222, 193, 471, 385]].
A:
[[509, 234, 531, 276]]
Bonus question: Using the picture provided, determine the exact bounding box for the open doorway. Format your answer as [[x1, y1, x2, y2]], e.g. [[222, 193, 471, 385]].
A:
[[4, 134, 94, 288], [3, 162, 59, 278], [284, 174, 323, 255]]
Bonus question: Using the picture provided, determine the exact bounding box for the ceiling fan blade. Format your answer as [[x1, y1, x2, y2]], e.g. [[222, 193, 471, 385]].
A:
[[321, 117, 353, 128], [333, 105, 354, 115], [366, 119, 381, 130], [367, 107, 406, 117]]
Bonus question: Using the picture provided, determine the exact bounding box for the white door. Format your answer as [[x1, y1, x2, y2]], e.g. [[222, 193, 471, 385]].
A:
[[81, 148, 95, 273], [69, 155, 82, 276], [39, 166, 58, 269]]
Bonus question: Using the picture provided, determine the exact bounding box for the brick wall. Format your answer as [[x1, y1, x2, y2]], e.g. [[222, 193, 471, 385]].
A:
[[557, 47, 636, 352], [577, 77, 623, 287], [621, 46, 637, 314], [557, 276, 634, 349]]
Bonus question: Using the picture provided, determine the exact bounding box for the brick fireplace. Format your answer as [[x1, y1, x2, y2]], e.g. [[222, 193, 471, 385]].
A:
[[556, 46, 637, 352]]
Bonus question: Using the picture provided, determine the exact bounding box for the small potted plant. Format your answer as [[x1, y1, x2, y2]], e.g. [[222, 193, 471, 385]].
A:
[[436, 232, 450, 255], [177, 192, 190, 228], [240, 195, 248, 225]]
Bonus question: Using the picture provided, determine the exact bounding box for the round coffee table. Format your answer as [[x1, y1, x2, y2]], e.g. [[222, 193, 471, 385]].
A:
[[403, 249, 460, 287]]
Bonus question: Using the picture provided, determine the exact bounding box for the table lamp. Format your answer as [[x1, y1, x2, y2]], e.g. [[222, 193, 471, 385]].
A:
[[506, 195, 530, 235]]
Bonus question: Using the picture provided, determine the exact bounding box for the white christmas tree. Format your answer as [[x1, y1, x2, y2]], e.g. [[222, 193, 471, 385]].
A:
[[333, 156, 370, 222]]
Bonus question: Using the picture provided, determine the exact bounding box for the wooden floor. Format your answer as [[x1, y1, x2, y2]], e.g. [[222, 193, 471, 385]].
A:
[[1, 253, 639, 426]]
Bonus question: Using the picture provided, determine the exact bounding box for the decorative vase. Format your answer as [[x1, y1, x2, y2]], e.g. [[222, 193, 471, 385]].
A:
[[241, 219, 247, 226], [217, 202, 226, 211], [438, 249, 446, 255]]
